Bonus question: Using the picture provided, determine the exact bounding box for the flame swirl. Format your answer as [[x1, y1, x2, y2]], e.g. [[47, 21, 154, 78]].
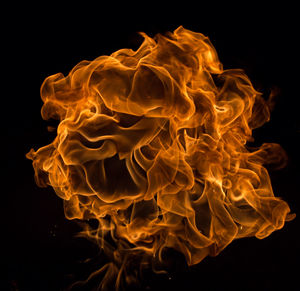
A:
[[27, 26, 294, 285]]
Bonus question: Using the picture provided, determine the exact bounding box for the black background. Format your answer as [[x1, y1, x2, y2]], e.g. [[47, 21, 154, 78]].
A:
[[2, 4, 300, 291]]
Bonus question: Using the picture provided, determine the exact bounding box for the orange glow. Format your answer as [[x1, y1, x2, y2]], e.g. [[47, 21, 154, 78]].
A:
[[27, 26, 295, 288]]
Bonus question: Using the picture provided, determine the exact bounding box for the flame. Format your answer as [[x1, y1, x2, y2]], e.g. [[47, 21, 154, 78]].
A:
[[27, 26, 294, 288]]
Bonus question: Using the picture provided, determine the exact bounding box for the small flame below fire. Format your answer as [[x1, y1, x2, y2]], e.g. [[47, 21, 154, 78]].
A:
[[27, 26, 295, 288]]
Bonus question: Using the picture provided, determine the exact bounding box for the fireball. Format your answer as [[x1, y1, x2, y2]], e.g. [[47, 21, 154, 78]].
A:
[[27, 26, 294, 289]]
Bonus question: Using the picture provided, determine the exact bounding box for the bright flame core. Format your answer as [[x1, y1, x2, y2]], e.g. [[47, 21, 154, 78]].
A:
[[27, 26, 294, 284]]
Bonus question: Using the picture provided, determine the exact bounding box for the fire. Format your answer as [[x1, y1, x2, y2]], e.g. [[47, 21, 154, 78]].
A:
[[27, 26, 294, 288]]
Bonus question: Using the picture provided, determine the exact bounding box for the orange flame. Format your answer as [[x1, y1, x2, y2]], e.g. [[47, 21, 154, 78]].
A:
[[27, 26, 294, 288]]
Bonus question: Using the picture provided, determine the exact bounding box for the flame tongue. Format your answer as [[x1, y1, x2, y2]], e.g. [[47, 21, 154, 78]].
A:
[[27, 26, 294, 283]]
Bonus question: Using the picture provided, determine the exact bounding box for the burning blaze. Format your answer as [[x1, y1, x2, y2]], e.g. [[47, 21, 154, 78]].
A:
[[27, 26, 294, 288]]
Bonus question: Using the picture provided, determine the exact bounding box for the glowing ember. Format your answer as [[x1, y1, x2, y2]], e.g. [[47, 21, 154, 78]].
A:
[[27, 26, 294, 288]]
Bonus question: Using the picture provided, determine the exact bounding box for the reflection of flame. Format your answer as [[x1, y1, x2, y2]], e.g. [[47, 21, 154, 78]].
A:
[[27, 26, 294, 288]]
